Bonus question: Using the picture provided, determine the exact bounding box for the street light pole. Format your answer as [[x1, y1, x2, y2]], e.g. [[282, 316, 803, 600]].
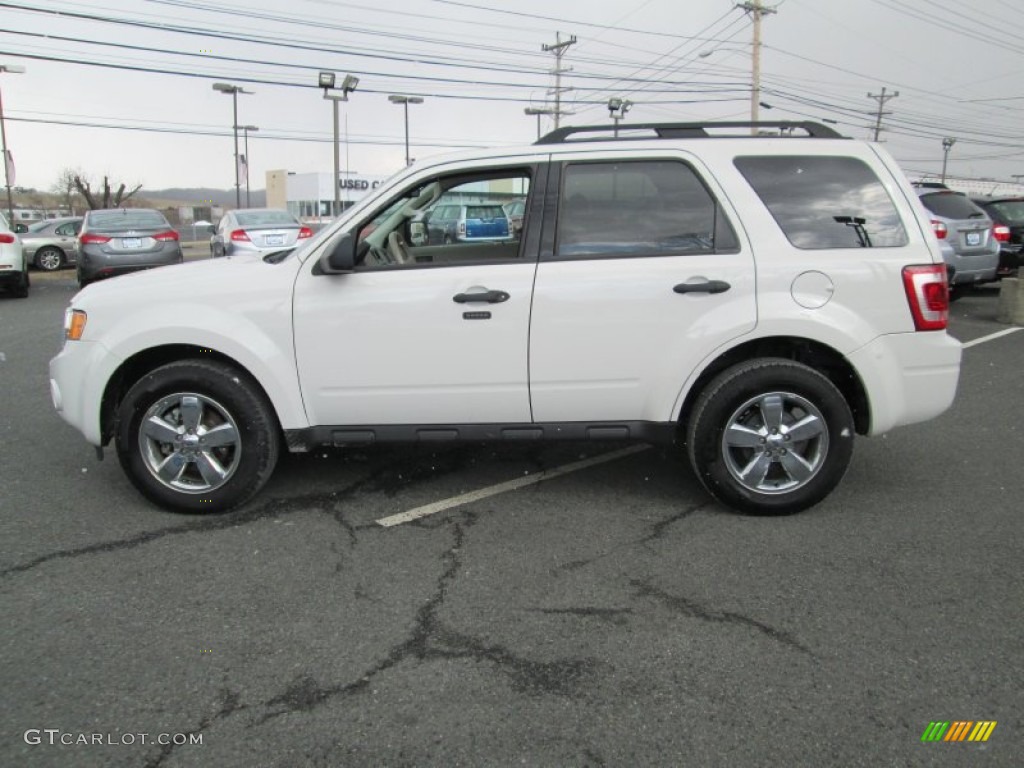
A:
[[941, 137, 956, 185], [607, 98, 633, 137], [388, 95, 424, 166], [213, 82, 253, 209], [238, 125, 258, 207], [0, 63, 25, 228], [319, 73, 359, 217]]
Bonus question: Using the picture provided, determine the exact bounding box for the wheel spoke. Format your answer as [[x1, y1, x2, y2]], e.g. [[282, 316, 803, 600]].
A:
[[141, 415, 180, 444], [201, 422, 238, 448], [195, 451, 228, 486], [785, 414, 825, 443], [739, 452, 773, 487], [779, 450, 815, 483], [156, 452, 189, 483], [725, 423, 765, 448], [179, 396, 202, 432], [759, 394, 784, 431]]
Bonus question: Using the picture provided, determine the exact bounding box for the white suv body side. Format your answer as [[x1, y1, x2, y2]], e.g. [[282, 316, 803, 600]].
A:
[[49, 123, 961, 515]]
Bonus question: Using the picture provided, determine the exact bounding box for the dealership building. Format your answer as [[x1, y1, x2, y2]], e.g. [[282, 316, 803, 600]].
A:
[[265, 170, 390, 222]]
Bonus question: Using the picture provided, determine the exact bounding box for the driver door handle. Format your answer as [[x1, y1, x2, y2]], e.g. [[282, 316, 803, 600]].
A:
[[673, 280, 731, 294], [453, 289, 510, 304]]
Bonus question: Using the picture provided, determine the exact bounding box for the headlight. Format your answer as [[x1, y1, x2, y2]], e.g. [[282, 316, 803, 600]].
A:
[[64, 308, 87, 341]]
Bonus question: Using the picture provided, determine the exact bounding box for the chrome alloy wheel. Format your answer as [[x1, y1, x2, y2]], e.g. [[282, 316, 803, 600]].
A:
[[138, 393, 241, 493], [721, 391, 828, 494]]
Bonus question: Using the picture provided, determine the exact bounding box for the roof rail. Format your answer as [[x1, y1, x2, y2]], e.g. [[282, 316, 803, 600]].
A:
[[534, 121, 846, 144]]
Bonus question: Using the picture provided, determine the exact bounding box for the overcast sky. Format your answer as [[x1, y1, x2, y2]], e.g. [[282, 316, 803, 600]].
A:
[[1, 0, 1021, 194]]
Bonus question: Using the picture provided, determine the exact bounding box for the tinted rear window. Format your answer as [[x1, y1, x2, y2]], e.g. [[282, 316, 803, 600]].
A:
[[87, 211, 168, 231], [985, 200, 1024, 224], [466, 206, 505, 220], [918, 192, 984, 220], [735, 155, 908, 248], [235, 210, 298, 227]]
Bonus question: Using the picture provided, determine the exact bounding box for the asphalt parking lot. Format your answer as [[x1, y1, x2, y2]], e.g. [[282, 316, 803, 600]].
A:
[[1, 263, 1022, 767]]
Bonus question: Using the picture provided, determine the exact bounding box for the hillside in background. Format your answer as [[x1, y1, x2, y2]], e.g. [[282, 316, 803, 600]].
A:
[[142, 187, 267, 208]]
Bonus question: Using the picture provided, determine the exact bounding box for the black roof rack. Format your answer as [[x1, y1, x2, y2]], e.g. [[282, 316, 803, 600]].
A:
[[534, 121, 846, 144]]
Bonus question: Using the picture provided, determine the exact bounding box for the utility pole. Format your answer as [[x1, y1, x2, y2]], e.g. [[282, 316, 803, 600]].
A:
[[542, 32, 577, 129], [737, 1, 776, 131], [867, 86, 899, 142]]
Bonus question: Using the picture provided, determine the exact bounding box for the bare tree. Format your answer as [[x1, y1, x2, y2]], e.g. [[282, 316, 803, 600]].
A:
[[72, 175, 144, 210], [51, 167, 86, 215]]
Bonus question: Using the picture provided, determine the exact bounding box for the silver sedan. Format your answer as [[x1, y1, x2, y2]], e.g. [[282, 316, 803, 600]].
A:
[[21, 217, 82, 271]]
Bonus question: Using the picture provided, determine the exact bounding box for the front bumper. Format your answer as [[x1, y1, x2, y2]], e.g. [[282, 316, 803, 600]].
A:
[[50, 340, 124, 446]]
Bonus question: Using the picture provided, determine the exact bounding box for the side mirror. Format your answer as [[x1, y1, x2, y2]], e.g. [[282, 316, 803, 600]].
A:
[[318, 232, 356, 274]]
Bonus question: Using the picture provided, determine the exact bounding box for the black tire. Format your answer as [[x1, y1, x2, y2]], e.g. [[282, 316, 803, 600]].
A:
[[115, 360, 280, 513], [11, 268, 29, 298], [34, 246, 65, 271], [686, 358, 854, 515], [948, 285, 967, 302]]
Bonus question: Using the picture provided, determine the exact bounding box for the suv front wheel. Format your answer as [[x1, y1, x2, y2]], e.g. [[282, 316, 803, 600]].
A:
[[115, 360, 280, 513], [686, 359, 854, 515]]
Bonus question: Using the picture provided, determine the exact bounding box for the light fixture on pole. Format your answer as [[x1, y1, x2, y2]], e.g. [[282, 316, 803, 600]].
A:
[[941, 137, 956, 184], [0, 63, 26, 228], [524, 107, 556, 141], [212, 82, 253, 209], [607, 98, 633, 137], [388, 95, 424, 166], [236, 125, 258, 208], [320, 72, 359, 217]]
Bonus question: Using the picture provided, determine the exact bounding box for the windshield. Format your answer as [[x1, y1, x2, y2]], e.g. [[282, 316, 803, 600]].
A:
[[27, 220, 53, 233], [87, 211, 168, 231]]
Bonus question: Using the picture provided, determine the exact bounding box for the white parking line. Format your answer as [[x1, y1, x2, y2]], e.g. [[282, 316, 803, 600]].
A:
[[961, 328, 1023, 349], [375, 444, 651, 527]]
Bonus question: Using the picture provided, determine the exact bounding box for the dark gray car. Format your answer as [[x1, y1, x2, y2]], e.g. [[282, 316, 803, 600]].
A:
[[21, 217, 82, 271], [77, 209, 183, 288]]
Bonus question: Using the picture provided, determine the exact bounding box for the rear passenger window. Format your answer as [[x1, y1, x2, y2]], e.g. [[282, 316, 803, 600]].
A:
[[556, 160, 738, 259], [735, 155, 908, 248]]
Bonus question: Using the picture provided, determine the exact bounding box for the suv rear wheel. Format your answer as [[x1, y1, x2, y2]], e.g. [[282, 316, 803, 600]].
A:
[[115, 360, 280, 513], [686, 359, 854, 515]]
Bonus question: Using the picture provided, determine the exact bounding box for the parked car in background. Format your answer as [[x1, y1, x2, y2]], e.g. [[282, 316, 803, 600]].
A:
[[914, 187, 999, 293], [425, 203, 511, 244], [503, 198, 527, 237], [971, 196, 1024, 277], [0, 211, 29, 298], [210, 208, 312, 257], [76, 208, 183, 288], [21, 217, 83, 271]]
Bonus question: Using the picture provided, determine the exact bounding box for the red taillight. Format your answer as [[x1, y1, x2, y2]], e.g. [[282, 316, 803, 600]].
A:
[[930, 220, 947, 239], [230, 229, 251, 242], [993, 224, 1010, 242], [79, 233, 111, 244], [298, 226, 313, 239], [902, 264, 949, 331], [0, 233, 15, 244], [153, 230, 179, 242]]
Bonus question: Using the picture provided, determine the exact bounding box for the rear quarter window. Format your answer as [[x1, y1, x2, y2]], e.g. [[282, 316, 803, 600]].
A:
[[734, 155, 909, 249]]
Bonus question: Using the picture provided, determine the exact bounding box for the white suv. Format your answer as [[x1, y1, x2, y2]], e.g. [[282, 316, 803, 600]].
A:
[[49, 122, 961, 515], [0, 211, 29, 298]]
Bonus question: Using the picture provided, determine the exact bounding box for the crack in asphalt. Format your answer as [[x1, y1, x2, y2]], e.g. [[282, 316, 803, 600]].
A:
[[630, 578, 814, 657], [554, 501, 713, 574], [255, 514, 602, 724], [142, 687, 243, 768]]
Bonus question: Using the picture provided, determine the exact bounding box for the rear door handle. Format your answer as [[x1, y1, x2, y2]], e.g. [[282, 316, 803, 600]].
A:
[[673, 280, 731, 294], [453, 289, 510, 304]]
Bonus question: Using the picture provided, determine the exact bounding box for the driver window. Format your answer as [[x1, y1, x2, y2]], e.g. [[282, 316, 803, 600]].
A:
[[355, 169, 532, 269]]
